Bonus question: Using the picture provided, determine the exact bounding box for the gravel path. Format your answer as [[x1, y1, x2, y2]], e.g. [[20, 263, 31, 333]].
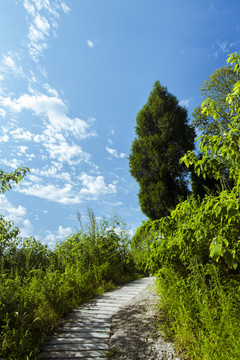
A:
[[108, 281, 180, 360]]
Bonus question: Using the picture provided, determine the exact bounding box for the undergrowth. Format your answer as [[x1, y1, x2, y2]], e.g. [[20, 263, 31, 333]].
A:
[[155, 265, 240, 359], [0, 209, 140, 360]]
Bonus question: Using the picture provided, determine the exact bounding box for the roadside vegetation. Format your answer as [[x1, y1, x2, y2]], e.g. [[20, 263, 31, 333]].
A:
[[0, 180, 139, 360], [130, 53, 240, 359]]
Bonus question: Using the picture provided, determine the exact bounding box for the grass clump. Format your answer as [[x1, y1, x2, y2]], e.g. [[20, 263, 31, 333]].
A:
[[155, 265, 240, 359]]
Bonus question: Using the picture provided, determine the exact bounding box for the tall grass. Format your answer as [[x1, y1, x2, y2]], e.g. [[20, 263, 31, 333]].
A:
[[0, 210, 140, 360], [156, 264, 240, 359]]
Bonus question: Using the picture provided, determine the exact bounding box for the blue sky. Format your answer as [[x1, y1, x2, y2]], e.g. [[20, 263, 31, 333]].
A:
[[0, 0, 239, 247]]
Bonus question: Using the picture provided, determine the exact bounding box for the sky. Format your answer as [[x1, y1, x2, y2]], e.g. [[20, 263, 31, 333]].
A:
[[0, 0, 239, 247]]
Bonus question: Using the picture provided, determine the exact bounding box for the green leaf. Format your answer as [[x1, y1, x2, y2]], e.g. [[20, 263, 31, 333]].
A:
[[210, 243, 222, 261], [228, 208, 239, 217], [224, 250, 233, 269]]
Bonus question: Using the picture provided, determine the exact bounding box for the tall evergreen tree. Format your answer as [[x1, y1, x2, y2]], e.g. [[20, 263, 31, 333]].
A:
[[129, 81, 195, 220]]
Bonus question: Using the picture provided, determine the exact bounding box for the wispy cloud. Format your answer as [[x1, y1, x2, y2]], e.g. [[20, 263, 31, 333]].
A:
[[43, 83, 59, 97], [87, 40, 95, 48], [23, 0, 70, 61], [0, 134, 9, 142], [16, 173, 117, 204], [0, 108, 6, 118], [209, 1, 216, 11], [1, 53, 25, 78], [0, 92, 97, 139], [16, 182, 80, 204], [179, 98, 193, 109], [42, 132, 90, 165], [212, 39, 239, 58], [10, 128, 33, 141], [106, 147, 126, 159], [0, 158, 22, 168], [31, 166, 71, 182], [43, 224, 72, 247]]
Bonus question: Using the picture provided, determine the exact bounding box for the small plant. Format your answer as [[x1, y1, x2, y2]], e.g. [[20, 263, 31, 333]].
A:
[[106, 347, 124, 359]]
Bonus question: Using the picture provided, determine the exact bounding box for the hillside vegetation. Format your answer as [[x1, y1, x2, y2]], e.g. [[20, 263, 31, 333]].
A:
[[0, 200, 138, 359], [131, 52, 240, 359]]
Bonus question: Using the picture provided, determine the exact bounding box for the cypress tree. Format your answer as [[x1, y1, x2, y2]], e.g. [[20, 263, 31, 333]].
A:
[[129, 80, 195, 220]]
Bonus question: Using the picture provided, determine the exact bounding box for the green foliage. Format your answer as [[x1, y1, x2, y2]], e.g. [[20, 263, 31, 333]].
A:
[[192, 64, 240, 138], [0, 167, 30, 194], [0, 208, 138, 360], [130, 53, 240, 358], [129, 80, 195, 220], [130, 220, 154, 273], [190, 162, 222, 199], [156, 265, 240, 359]]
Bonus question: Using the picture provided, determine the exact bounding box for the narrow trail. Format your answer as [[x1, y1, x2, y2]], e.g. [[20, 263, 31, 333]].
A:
[[38, 277, 155, 359]]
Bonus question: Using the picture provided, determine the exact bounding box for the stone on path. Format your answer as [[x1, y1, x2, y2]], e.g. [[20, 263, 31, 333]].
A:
[[38, 277, 155, 359]]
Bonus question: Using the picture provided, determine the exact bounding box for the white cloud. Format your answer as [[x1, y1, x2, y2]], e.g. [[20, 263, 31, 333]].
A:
[[106, 147, 118, 157], [79, 173, 117, 199], [180, 98, 193, 108], [16, 182, 81, 204], [0, 194, 32, 238], [10, 128, 33, 141], [57, 225, 72, 238], [0, 134, 9, 143], [34, 14, 50, 34], [1, 53, 24, 78], [21, 219, 34, 238], [0, 108, 6, 117], [18, 146, 28, 154], [0, 93, 97, 139], [3, 54, 16, 69], [28, 23, 46, 42], [61, 2, 71, 14], [0, 195, 27, 220], [23, 0, 36, 16], [43, 224, 72, 247], [0, 158, 21, 168], [43, 83, 59, 97], [26, 153, 36, 160], [38, 129, 91, 165], [106, 147, 126, 159], [43, 233, 55, 247], [28, 174, 41, 183], [22, 0, 71, 61], [32, 166, 71, 182], [212, 39, 239, 58], [87, 40, 95, 48], [16, 172, 117, 204]]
